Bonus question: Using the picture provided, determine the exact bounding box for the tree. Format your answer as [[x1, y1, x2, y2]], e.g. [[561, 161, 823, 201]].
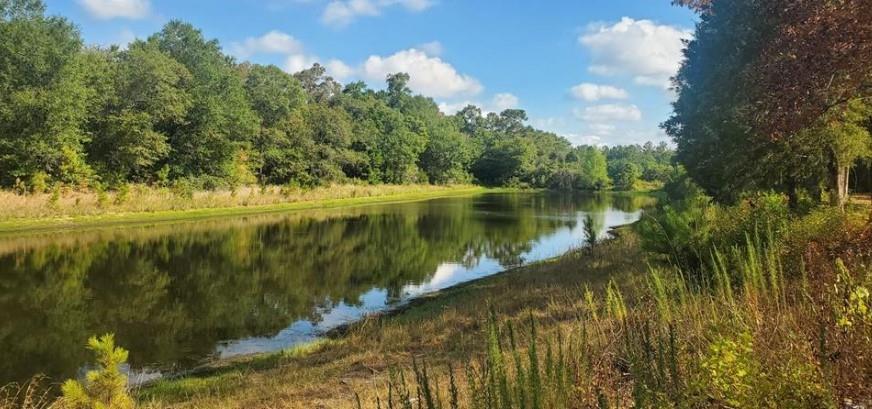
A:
[[60, 334, 134, 409], [575, 146, 610, 190], [88, 42, 193, 182], [613, 163, 641, 191], [420, 121, 473, 184], [0, 0, 92, 186], [243, 64, 305, 128], [293, 63, 341, 103], [747, 0, 872, 139], [473, 136, 534, 186], [664, 0, 779, 202], [148, 21, 258, 182], [669, 0, 872, 207], [385, 72, 411, 109]]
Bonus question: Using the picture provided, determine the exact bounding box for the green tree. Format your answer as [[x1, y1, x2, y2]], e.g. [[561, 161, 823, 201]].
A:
[[420, 121, 473, 184], [473, 136, 534, 186], [60, 334, 133, 409], [613, 163, 641, 191], [574, 146, 610, 190], [148, 21, 258, 182], [88, 42, 193, 182], [0, 0, 92, 186]]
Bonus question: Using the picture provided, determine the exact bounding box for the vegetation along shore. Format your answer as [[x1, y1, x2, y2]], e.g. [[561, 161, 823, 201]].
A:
[[2, 0, 872, 408]]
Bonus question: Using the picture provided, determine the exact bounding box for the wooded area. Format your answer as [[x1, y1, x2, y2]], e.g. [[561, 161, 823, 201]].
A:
[[667, 0, 872, 207], [0, 0, 673, 196]]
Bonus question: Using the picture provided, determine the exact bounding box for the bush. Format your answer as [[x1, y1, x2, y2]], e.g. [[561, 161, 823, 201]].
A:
[[29, 172, 49, 194]]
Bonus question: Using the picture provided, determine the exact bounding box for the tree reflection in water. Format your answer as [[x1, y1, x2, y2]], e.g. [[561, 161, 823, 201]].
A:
[[0, 192, 653, 384]]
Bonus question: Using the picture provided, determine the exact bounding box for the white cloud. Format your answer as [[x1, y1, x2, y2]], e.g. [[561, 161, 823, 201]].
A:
[[230, 31, 304, 59], [284, 54, 320, 74], [579, 17, 692, 89], [437, 101, 474, 115], [78, 0, 150, 19], [417, 41, 444, 57], [362, 49, 482, 98], [491, 93, 519, 111], [322, 0, 434, 27], [438, 93, 519, 115], [325, 59, 355, 80], [570, 83, 629, 102], [575, 104, 642, 122]]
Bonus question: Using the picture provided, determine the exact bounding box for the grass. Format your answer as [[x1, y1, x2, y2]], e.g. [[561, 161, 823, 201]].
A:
[[4, 202, 869, 408], [0, 184, 495, 234], [125, 206, 871, 409], [125, 228, 649, 408]]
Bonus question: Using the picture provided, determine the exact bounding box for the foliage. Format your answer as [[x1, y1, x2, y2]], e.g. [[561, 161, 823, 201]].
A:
[[669, 0, 872, 207], [0, 1, 674, 196], [59, 334, 133, 409]]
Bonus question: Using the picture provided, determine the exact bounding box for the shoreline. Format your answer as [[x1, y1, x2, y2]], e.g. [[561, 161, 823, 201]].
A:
[[137, 225, 633, 391], [0, 185, 500, 235]]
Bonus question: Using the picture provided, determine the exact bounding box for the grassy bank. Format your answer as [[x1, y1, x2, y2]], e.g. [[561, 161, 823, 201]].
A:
[[0, 184, 491, 234], [4, 200, 869, 408], [130, 228, 649, 409], [123, 205, 871, 409]]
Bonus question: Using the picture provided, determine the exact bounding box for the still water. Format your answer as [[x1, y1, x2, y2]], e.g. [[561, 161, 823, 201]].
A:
[[0, 192, 651, 384]]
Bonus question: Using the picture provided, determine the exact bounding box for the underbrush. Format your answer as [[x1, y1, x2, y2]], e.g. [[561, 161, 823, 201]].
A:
[[358, 198, 871, 408]]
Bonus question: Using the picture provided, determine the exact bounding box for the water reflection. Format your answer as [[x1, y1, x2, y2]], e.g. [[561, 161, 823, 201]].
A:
[[0, 192, 653, 384]]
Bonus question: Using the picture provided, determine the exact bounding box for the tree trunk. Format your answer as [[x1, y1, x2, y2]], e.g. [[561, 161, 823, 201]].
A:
[[786, 177, 799, 211], [831, 165, 849, 208]]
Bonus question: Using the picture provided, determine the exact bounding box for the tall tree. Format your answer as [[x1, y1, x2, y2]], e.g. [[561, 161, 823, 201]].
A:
[[88, 42, 193, 182], [0, 0, 92, 186], [148, 21, 258, 182]]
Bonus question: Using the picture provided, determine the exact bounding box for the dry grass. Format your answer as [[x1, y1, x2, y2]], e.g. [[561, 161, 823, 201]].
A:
[[133, 230, 648, 409], [133, 210, 872, 409], [0, 184, 484, 232], [6, 207, 870, 408]]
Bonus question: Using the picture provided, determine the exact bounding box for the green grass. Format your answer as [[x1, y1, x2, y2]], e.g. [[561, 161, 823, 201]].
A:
[[0, 185, 504, 235]]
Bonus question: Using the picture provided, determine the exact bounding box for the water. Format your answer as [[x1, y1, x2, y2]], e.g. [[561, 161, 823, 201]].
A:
[[0, 192, 652, 384]]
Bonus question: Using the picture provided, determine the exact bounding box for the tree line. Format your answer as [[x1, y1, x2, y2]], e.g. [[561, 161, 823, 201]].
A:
[[0, 0, 673, 194], [668, 0, 872, 208]]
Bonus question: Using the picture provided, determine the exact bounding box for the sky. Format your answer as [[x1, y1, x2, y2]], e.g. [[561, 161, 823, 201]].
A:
[[45, 0, 698, 146]]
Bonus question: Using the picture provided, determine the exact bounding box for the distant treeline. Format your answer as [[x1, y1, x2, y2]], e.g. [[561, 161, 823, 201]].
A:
[[0, 1, 673, 193]]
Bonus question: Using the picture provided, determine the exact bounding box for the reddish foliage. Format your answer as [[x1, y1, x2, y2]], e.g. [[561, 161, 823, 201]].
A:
[[750, 0, 872, 139]]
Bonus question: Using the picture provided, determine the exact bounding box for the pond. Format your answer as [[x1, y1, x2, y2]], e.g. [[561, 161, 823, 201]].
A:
[[0, 192, 652, 385]]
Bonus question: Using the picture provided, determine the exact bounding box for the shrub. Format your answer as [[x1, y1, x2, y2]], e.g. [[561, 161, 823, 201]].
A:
[[29, 172, 49, 194]]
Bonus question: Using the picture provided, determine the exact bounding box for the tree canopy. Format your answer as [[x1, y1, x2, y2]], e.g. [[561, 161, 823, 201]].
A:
[[0, 0, 675, 193]]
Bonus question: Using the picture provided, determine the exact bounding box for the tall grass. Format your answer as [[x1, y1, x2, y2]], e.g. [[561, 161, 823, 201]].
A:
[[0, 183, 478, 222], [363, 220, 871, 408]]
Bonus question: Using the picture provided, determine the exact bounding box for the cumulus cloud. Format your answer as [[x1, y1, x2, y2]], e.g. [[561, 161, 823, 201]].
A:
[[230, 31, 304, 59], [438, 93, 520, 115], [78, 0, 150, 19], [324, 59, 355, 81], [575, 104, 642, 122], [284, 54, 320, 74], [362, 49, 482, 98], [417, 41, 444, 57], [579, 17, 691, 89], [322, 0, 434, 27], [491, 93, 520, 111], [570, 83, 629, 102]]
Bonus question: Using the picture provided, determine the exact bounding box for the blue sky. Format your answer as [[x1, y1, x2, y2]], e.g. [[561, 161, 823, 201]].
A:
[[45, 0, 697, 146]]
